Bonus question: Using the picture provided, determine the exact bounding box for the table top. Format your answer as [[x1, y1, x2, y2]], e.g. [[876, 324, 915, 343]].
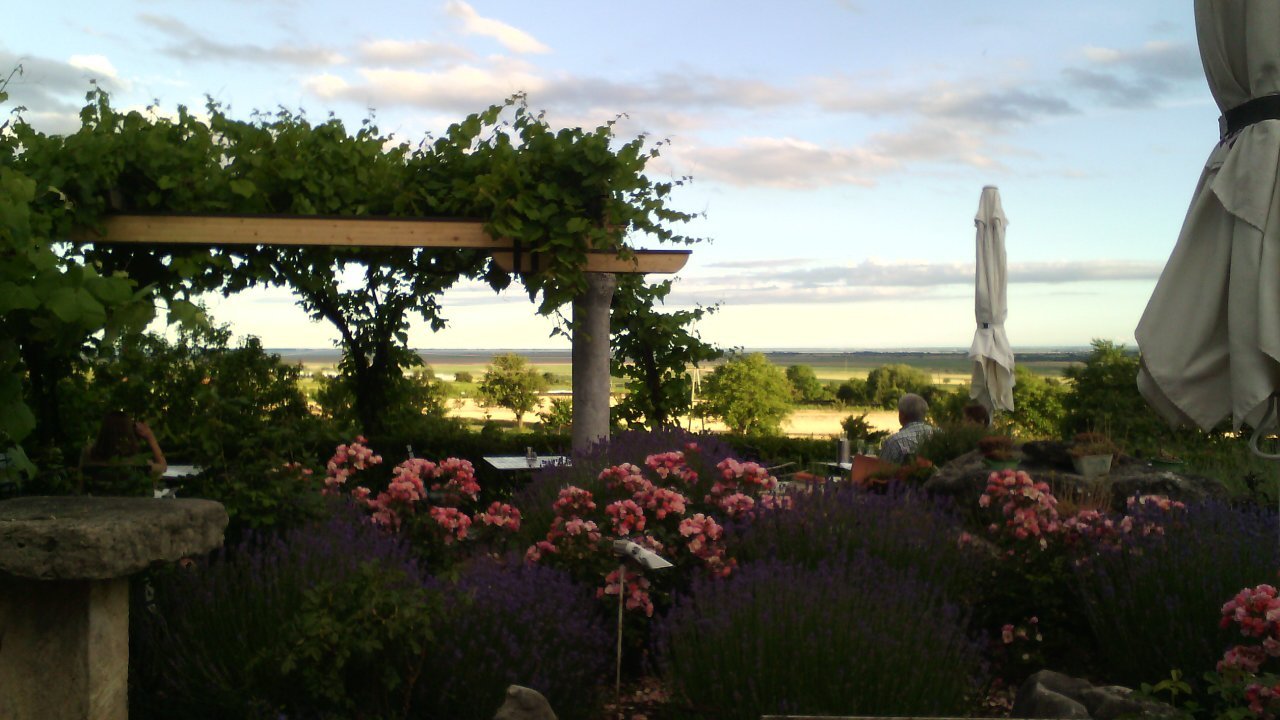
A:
[[484, 455, 570, 471]]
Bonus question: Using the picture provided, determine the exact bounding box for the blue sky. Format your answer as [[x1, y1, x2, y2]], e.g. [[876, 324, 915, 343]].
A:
[[5, 1, 1215, 350]]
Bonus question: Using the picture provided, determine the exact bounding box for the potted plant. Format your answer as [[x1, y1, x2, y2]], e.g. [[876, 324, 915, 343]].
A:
[[858, 456, 935, 492], [978, 435, 1019, 470], [1148, 448, 1186, 471], [1069, 432, 1118, 480]]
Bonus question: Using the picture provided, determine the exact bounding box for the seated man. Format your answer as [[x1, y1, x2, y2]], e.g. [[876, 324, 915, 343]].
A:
[[878, 393, 936, 464]]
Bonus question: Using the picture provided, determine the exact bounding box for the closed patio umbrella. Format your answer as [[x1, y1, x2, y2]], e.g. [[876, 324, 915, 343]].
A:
[[969, 185, 1015, 416], [1135, 0, 1280, 446]]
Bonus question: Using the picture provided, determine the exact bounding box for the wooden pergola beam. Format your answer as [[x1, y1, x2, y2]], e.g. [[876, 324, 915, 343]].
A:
[[70, 214, 503, 249], [70, 214, 690, 274], [490, 249, 689, 274]]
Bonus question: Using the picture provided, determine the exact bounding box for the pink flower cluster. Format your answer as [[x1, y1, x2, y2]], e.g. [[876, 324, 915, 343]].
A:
[[645, 450, 698, 485], [979, 470, 1061, 550], [1218, 585, 1280, 716], [320, 438, 519, 545], [323, 437, 383, 495], [606, 499, 647, 536], [525, 446, 782, 616], [679, 513, 733, 578], [475, 501, 522, 531], [974, 470, 1189, 563], [598, 567, 655, 617]]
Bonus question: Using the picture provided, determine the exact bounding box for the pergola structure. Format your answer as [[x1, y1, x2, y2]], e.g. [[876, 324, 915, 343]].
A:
[[71, 214, 691, 452]]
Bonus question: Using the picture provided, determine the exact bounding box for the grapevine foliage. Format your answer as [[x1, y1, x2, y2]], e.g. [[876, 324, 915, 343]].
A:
[[2, 82, 702, 457]]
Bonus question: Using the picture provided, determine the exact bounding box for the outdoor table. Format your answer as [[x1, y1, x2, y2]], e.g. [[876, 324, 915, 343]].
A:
[[156, 464, 203, 499], [483, 455, 570, 472]]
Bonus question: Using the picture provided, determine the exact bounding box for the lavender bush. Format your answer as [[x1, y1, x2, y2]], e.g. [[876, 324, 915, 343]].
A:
[[654, 554, 984, 718], [726, 484, 982, 605], [417, 556, 612, 720], [131, 502, 438, 719], [1073, 498, 1279, 688]]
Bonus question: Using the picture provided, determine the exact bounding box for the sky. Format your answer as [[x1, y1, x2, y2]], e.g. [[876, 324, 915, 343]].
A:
[[4, 1, 1217, 351]]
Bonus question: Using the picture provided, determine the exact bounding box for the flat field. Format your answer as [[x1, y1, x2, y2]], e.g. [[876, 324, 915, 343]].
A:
[[276, 348, 1084, 438]]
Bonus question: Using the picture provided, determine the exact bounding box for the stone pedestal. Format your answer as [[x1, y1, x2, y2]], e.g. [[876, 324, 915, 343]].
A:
[[0, 496, 228, 720]]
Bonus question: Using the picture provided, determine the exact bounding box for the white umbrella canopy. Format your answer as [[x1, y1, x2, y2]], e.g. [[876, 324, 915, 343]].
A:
[[968, 185, 1015, 415], [1135, 0, 1280, 435]]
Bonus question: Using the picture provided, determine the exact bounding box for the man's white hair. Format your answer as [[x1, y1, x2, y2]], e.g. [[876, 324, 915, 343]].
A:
[[898, 393, 929, 423]]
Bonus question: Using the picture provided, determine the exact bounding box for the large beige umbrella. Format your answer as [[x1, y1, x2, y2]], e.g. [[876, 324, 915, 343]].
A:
[[969, 185, 1015, 415], [1135, 1, 1280, 444]]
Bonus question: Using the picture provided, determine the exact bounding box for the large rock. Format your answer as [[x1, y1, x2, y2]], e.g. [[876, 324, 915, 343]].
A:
[[0, 496, 228, 580], [1013, 670, 1180, 720], [925, 448, 1226, 513], [494, 685, 557, 720]]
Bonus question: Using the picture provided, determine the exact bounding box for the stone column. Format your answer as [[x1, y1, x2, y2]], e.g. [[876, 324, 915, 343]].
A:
[[0, 496, 228, 720], [572, 272, 617, 454]]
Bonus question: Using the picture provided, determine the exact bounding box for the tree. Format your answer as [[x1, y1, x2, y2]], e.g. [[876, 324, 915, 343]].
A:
[[785, 365, 830, 403], [1061, 340, 1178, 451], [835, 378, 868, 407], [478, 353, 548, 429], [1002, 366, 1067, 439], [865, 364, 933, 410], [453, 371, 473, 384], [699, 353, 793, 435], [610, 276, 721, 429]]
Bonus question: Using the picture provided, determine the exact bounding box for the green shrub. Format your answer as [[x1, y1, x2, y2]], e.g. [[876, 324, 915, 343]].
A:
[[840, 412, 889, 445], [132, 507, 439, 719], [914, 422, 987, 466]]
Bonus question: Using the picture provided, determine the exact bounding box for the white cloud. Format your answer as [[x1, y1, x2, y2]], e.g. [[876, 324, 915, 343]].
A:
[[681, 136, 895, 189], [444, 1, 550, 55], [68, 54, 118, 79], [357, 39, 473, 65], [305, 63, 545, 110], [665, 258, 1163, 306]]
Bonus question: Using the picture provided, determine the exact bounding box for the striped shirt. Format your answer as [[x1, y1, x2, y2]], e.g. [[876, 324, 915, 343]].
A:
[[878, 421, 937, 464]]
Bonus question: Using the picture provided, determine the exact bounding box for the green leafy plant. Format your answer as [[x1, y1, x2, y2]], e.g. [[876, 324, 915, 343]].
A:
[[610, 275, 721, 430]]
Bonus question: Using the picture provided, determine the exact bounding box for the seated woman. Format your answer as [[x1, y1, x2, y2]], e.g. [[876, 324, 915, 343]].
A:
[[79, 410, 167, 496]]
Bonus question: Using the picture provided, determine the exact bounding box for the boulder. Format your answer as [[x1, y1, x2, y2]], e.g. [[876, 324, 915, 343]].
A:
[[925, 449, 1226, 514], [0, 496, 228, 580], [493, 685, 557, 720], [1013, 669, 1181, 720]]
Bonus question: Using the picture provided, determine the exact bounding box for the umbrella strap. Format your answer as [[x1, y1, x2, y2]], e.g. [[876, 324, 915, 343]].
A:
[[1249, 393, 1280, 461], [1221, 93, 1280, 139]]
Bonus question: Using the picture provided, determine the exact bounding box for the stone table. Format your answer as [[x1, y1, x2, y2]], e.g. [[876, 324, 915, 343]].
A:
[[0, 496, 228, 720]]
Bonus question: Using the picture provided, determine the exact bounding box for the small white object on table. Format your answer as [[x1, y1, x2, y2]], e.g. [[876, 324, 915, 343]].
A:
[[155, 464, 203, 499], [484, 455, 570, 471]]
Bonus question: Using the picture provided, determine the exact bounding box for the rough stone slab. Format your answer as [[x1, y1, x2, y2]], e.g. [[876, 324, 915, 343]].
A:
[[0, 576, 129, 719], [0, 496, 228, 580]]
